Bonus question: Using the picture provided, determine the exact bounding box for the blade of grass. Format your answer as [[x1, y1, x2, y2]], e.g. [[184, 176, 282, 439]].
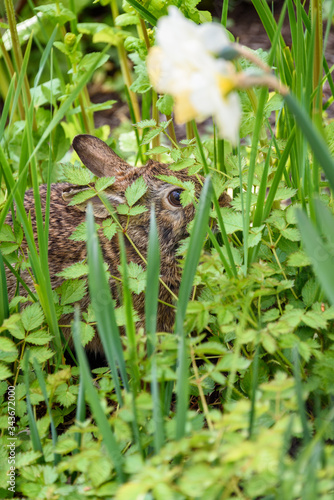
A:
[[72, 307, 125, 481], [32, 358, 60, 465], [175, 176, 213, 440], [192, 121, 237, 278], [23, 351, 44, 461], [86, 204, 129, 404], [296, 207, 334, 306]]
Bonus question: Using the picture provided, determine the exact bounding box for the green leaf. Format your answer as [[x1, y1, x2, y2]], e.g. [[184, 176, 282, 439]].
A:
[[62, 163, 93, 185], [95, 176, 115, 192], [125, 177, 148, 206], [302, 278, 318, 307], [169, 158, 196, 171], [127, 262, 146, 294], [78, 321, 95, 346], [21, 304, 44, 331], [34, 3, 76, 24], [57, 279, 87, 305], [287, 250, 311, 267], [56, 261, 89, 279], [134, 119, 157, 128], [156, 94, 174, 115], [102, 219, 118, 240], [0, 363, 12, 380], [115, 13, 139, 26], [274, 187, 298, 200], [0, 314, 25, 339], [68, 189, 96, 206], [26, 331, 53, 345]]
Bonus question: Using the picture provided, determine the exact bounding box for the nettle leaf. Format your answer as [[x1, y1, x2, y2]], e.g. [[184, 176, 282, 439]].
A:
[[217, 208, 243, 234], [55, 383, 77, 407], [302, 278, 318, 307], [27, 347, 54, 364], [248, 225, 265, 247], [274, 187, 298, 201], [0, 314, 25, 339], [125, 177, 148, 206], [170, 158, 196, 172], [34, 3, 76, 24], [57, 261, 88, 279], [0, 363, 12, 380], [117, 205, 147, 216], [95, 176, 115, 192], [287, 250, 311, 267], [78, 322, 95, 346], [68, 189, 96, 206], [127, 262, 146, 294], [62, 163, 93, 185], [69, 221, 98, 241], [145, 146, 170, 155], [21, 304, 44, 331], [0, 224, 16, 242], [302, 310, 327, 330], [280, 227, 301, 241], [57, 279, 87, 305], [26, 331, 53, 345], [102, 219, 118, 240]]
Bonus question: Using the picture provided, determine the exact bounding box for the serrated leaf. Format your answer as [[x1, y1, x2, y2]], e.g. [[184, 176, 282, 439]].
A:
[[274, 188, 298, 201], [125, 177, 148, 206], [156, 94, 174, 115], [34, 3, 75, 24], [21, 304, 44, 331], [55, 384, 77, 407], [57, 279, 87, 305], [56, 262, 89, 279], [281, 227, 301, 241], [78, 321, 95, 346], [286, 204, 299, 224], [0, 224, 16, 242], [28, 347, 54, 364], [302, 278, 318, 307], [62, 163, 93, 185], [95, 176, 115, 192], [0, 314, 25, 339], [69, 221, 99, 241], [217, 209, 243, 234], [145, 146, 170, 155], [134, 119, 156, 129], [302, 310, 327, 330], [0, 337, 17, 352], [26, 331, 53, 345], [126, 262, 146, 294], [127, 206, 148, 216], [102, 219, 118, 240], [0, 363, 12, 380]]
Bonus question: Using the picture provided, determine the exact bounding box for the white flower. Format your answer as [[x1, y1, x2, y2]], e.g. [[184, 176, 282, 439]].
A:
[[147, 7, 241, 145]]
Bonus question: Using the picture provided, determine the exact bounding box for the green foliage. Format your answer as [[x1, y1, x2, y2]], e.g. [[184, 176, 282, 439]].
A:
[[1, 0, 334, 497]]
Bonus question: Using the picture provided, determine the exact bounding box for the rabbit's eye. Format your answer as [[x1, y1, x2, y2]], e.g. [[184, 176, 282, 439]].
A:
[[168, 189, 183, 207]]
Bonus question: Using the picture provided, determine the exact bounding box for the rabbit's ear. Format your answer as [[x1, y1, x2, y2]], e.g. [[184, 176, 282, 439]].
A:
[[63, 187, 125, 219], [73, 134, 131, 178]]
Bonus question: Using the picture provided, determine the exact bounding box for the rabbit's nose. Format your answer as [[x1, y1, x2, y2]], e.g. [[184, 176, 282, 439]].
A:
[[218, 192, 231, 208]]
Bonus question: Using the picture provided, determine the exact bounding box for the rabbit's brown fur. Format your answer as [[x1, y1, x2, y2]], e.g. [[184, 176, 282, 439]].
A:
[[6, 135, 230, 353]]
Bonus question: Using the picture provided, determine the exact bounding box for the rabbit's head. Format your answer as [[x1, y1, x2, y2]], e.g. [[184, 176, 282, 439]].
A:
[[63, 135, 229, 257]]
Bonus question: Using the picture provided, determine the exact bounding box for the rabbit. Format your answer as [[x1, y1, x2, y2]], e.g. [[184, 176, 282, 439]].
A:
[[5, 134, 230, 353]]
